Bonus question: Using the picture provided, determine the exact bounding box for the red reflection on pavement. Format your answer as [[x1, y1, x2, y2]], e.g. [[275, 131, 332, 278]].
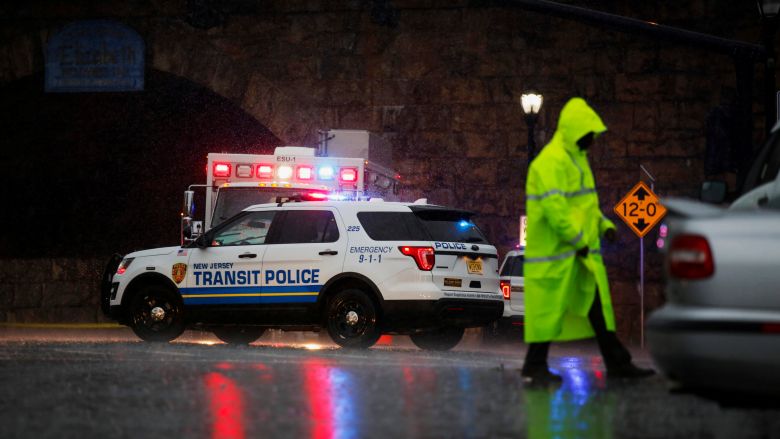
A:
[[204, 372, 246, 439], [376, 335, 393, 346], [215, 362, 234, 371], [303, 359, 334, 439]]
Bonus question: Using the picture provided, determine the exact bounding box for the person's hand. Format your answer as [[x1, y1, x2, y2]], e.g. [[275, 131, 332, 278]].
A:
[[576, 246, 589, 257], [604, 228, 617, 243]]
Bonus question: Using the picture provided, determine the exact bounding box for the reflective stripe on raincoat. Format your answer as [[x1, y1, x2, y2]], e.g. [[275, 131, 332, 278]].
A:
[[523, 97, 617, 343]]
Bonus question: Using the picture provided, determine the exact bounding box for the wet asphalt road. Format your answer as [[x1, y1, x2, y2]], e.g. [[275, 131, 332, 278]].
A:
[[1, 328, 779, 439]]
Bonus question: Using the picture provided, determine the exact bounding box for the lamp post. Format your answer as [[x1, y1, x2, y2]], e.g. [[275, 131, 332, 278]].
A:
[[758, 0, 780, 133], [521, 92, 543, 165]]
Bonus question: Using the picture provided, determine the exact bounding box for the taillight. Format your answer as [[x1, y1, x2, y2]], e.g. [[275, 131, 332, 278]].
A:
[[297, 166, 313, 180], [399, 246, 435, 271], [116, 258, 134, 275], [213, 163, 231, 177], [339, 167, 358, 182], [500, 280, 511, 300], [669, 234, 714, 279], [257, 164, 274, 179]]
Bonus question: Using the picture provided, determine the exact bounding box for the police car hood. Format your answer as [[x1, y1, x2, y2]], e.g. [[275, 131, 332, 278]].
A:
[[125, 246, 180, 259]]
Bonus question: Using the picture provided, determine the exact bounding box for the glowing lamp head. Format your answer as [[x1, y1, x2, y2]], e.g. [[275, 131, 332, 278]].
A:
[[213, 163, 231, 177], [297, 166, 313, 180], [277, 165, 293, 179], [318, 166, 335, 180], [257, 164, 274, 179], [339, 168, 358, 183]]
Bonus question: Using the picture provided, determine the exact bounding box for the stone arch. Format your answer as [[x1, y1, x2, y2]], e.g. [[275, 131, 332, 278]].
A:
[[0, 20, 321, 145]]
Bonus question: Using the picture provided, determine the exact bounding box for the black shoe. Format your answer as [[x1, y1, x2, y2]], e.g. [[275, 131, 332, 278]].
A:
[[521, 368, 563, 386], [607, 363, 655, 379]]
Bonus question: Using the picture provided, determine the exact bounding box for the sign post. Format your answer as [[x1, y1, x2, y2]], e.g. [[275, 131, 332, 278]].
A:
[[614, 179, 666, 348]]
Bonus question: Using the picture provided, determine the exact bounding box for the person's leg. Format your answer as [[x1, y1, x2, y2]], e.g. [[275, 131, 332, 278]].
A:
[[521, 342, 551, 374], [521, 342, 562, 384], [587, 292, 631, 369], [588, 291, 654, 378]]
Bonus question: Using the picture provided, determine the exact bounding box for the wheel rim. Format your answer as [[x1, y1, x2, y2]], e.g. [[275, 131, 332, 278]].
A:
[[133, 293, 179, 333], [331, 299, 372, 339]]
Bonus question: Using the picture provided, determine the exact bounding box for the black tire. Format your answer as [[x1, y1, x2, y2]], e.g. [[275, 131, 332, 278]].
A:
[[325, 289, 381, 349], [128, 285, 185, 342], [410, 326, 465, 351], [213, 327, 265, 345]]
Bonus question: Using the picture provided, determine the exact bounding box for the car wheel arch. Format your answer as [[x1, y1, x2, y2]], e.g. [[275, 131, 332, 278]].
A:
[[318, 272, 384, 318], [121, 272, 181, 311]]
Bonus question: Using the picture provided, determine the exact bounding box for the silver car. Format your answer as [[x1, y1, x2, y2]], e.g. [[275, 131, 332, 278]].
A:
[[647, 125, 780, 396], [483, 249, 525, 341]]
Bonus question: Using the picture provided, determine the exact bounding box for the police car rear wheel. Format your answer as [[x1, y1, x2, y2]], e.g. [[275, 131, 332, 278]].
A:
[[326, 289, 381, 349], [213, 327, 265, 345], [128, 285, 185, 342], [410, 327, 465, 351]]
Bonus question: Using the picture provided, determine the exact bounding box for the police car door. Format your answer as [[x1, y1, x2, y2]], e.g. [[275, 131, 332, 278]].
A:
[[261, 208, 346, 305], [181, 210, 278, 306]]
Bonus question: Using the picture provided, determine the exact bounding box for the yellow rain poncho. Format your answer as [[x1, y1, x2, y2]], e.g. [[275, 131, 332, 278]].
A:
[[524, 97, 617, 343]]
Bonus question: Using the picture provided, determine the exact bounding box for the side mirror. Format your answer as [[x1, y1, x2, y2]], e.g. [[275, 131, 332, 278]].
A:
[[700, 180, 727, 204], [183, 190, 195, 217], [195, 234, 209, 248]]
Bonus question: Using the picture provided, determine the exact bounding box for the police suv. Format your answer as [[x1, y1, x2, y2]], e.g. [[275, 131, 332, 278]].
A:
[[102, 199, 503, 350]]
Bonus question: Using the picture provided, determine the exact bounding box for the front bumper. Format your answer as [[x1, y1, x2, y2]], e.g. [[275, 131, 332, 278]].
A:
[[382, 298, 503, 332], [647, 304, 780, 395]]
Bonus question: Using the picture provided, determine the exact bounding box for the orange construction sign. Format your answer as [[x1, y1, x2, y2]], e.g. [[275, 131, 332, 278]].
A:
[[613, 181, 667, 238]]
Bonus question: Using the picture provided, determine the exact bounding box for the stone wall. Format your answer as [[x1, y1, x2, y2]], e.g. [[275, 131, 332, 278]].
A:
[[0, 0, 774, 342], [0, 259, 107, 323]]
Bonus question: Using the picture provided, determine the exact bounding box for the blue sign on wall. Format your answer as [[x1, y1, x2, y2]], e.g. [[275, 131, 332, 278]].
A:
[[45, 20, 145, 92]]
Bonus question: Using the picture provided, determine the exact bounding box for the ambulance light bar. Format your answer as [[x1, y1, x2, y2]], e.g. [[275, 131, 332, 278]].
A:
[[212, 161, 363, 183]]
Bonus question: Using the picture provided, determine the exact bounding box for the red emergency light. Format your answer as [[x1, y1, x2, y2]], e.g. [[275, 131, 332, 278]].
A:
[[301, 191, 328, 201], [213, 163, 231, 178], [297, 166, 313, 180], [339, 167, 358, 183], [257, 164, 274, 179]]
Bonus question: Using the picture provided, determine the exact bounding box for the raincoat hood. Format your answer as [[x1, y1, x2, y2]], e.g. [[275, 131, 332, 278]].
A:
[[556, 98, 607, 152]]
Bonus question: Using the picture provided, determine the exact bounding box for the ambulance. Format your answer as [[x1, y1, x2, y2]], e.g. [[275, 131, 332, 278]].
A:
[[180, 129, 400, 244]]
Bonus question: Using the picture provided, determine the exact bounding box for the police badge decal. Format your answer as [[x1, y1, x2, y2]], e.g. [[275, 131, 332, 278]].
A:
[[172, 263, 187, 284]]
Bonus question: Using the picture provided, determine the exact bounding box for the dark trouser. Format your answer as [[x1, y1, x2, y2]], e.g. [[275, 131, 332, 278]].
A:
[[522, 291, 632, 374]]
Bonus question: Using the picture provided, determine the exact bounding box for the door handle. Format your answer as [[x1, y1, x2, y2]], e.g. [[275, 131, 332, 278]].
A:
[[319, 250, 338, 256], [238, 253, 257, 259], [759, 196, 769, 206]]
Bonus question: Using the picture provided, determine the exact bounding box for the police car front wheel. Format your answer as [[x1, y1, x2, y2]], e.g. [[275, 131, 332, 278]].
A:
[[128, 285, 185, 342], [325, 289, 381, 349]]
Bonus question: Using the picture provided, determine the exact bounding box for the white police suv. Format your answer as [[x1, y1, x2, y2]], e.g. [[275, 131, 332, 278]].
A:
[[101, 200, 503, 349]]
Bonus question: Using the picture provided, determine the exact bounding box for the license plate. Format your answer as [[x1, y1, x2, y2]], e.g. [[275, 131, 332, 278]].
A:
[[466, 259, 483, 275]]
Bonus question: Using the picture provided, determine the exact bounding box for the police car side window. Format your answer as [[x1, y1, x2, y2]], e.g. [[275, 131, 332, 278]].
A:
[[211, 211, 276, 246], [357, 212, 428, 241], [275, 210, 340, 244]]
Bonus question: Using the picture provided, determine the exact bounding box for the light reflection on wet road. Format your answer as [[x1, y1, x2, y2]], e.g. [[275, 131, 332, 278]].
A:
[[0, 328, 778, 438]]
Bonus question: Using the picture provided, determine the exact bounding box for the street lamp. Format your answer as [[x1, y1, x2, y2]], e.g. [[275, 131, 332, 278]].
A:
[[758, 0, 780, 133], [521, 92, 543, 163]]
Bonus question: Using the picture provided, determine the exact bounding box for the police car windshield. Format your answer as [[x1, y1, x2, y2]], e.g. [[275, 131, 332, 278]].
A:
[[412, 209, 488, 244], [212, 187, 299, 228]]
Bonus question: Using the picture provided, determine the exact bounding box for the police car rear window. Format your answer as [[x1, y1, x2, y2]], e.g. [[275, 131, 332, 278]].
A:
[[412, 210, 489, 244], [357, 212, 429, 241], [500, 255, 524, 277]]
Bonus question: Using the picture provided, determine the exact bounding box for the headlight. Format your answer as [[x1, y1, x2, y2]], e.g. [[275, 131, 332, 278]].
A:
[[116, 258, 134, 275]]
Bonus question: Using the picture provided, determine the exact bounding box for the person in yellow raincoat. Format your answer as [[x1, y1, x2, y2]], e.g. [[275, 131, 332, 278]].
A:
[[521, 97, 654, 384]]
